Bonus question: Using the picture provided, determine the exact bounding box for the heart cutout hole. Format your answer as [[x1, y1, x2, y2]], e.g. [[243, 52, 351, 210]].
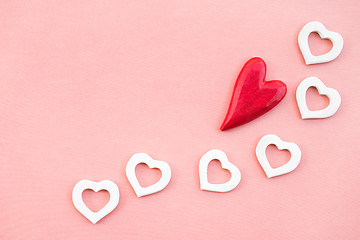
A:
[[306, 86, 330, 111], [135, 163, 162, 188], [207, 159, 231, 184], [265, 145, 291, 168], [82, 189, 110, 213], [308, 32, 333, 56]]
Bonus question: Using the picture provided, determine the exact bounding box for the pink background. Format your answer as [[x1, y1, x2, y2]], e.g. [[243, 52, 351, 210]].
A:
[[0, 0, 359, 239]]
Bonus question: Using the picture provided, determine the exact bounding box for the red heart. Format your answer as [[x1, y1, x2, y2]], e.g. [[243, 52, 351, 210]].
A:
[[220, 57, 287, 130]]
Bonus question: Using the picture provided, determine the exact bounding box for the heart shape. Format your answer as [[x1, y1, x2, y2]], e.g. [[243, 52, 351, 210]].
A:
[[199, 149, 241, 192], [296, 77, 341, 119], [220, 57, 287, 130], [298, 21, 343, 65], [256, 134, 301, 178], [126, 153, 171, 197], [72, 180, 120, 224]]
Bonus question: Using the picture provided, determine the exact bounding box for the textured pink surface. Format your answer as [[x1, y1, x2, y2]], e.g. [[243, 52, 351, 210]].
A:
[[0, 1, 359, 239]]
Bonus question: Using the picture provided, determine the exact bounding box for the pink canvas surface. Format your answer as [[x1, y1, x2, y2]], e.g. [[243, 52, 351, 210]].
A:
[[0, 0, 359, 239]]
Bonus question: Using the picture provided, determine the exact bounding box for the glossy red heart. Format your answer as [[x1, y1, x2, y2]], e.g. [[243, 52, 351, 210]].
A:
[[220, 57, 287, 130]]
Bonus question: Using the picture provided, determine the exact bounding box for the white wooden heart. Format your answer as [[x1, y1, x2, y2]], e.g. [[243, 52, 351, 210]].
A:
[[296, 77, 341, 119], [199, 149, 241, 192], [126, 153, 171, 197], [256, 135, 301, 178], [72, 179, 120, 224], [298, 21, 343, 65]]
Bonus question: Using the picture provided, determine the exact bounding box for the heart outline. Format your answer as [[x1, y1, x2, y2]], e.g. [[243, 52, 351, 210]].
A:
[[199, 149, 241, 192], [296, 77, 341, 119], [256, 135, 301, 178], [72, 179, 120, 224], [298, 21, 343, 65], [126, 153, 171, 197]]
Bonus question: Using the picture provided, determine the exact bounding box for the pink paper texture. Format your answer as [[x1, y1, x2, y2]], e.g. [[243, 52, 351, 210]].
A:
[[0, 1, 359, 239]]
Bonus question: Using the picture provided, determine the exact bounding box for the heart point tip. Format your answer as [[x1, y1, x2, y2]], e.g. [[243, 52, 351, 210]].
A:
[[220, 121, 232, 131], [220, 125, 229, 131]]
